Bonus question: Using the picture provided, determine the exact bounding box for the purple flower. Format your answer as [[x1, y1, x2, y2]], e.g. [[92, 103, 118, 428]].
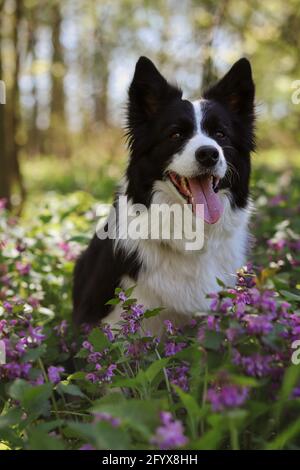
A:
[[207, 384, 249, 412], [58, 241, 79, 261], [102, 364, 117, 381], [164, 320, 175, 335], [126, 339, 152, 357], [0, 198, 7, 210], [102, 325, 114, 342], [220, 298, 234, 313], [2, 362, 32, 380], [3, 301, 13, 313], [269, 194, 286, 206], [151, 412, 188, 450], [0, 319, 7, 333], [118, 291, 127, 302], [234, 351, 273, 377], [226, 327, 242, 342], [88, 352, 102, 363], [209, 293, 219, 311], [207, 315, 220, 331], [86, 372, 98, 383], [15, 338, 27, 355], [54, 320, 68, 337], [260, 291, 277, 314], [292, 386, 300, 398], [93, 412, 120, 427], [164, 342, 186, 357], [16, 261, 31, 276], [243, 314, 273, 335], [82, 341, 94, 352], [267, 239, 286, 251], [28, 325, 45, 345], [130, 304, 145, 319], [48, 366, 65, 384], [167, 364, 190, 392], [34, 375, 45, 385], [80, 444, 96, 450]]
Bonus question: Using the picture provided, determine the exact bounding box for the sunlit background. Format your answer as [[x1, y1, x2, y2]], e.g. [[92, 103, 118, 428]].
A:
[[0, 0, 299, 210]]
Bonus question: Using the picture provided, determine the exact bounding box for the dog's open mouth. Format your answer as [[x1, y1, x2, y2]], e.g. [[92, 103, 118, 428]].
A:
[[168, 172, 224, 224]]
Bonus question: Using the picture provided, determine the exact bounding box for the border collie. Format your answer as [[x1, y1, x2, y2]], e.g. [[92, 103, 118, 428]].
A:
[[73, 57, 255, 331]]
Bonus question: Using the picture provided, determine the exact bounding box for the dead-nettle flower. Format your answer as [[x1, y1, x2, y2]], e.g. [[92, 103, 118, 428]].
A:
[[48, 366, 65, 384], [93, 412, 121, 428], [207, 384, 249, 412], [151, 412, 188, 450]]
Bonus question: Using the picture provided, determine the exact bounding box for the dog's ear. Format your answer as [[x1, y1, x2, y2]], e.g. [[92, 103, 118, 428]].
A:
[[203, 58, 255, 117], [128, 56, 182, 121]]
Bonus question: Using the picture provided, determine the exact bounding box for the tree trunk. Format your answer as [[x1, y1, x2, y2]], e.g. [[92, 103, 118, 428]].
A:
[[50, 2, 65, 122], [200, 0, 230, 90], [9, 0, 26, 208], [27, 3, 40, 155], [0, 0, 10, 205]]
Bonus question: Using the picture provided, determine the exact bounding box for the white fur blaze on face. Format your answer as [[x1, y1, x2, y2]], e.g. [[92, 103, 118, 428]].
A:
[[167, 99, 227, 178]]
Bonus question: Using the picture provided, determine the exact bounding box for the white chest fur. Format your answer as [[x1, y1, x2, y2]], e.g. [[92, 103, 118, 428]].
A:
[[106, 195, 251, 330]]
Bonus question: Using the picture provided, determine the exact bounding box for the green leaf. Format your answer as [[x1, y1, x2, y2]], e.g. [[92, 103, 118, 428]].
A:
[[125, 286, 136, 297], [0, 408, 23, 430], [216, 277, 226, 287], [280, 290, 300, 302], [276, 364, 300, 418], [22, 344, 47, 362], [27, 427, 65, 450], [56, 382, 86, 398], [144, 358, 169, 383], [203, 330, 225, 351], [9, 379, 31, 401], [22, 384, 53, 418], [67, 421, 131, 450], [68, 371, 88, 381], [266, 419, 300, 450], [105, 298, 120, 306], [9, 381, 53, 419], [173, 385, 202, 438], [91, 399, 162, 440], [88, 328, 110, 352], [144, 307, 164, 319]]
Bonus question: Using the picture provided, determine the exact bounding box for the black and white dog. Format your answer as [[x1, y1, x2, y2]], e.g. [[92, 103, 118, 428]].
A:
[[73, 57, 255, 330]]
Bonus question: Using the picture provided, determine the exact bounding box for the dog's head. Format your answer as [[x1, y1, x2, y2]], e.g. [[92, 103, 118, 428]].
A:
[[126, 57, 255, 225]]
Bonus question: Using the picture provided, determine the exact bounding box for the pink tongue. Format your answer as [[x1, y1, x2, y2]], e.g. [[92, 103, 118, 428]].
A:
[[188, 176, 223, 224]]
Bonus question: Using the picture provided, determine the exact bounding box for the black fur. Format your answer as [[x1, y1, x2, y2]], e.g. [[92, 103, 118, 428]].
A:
[[73, 233, 141, 325]]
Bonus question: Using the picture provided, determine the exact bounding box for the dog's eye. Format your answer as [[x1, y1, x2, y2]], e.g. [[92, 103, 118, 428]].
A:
[[169, 130, 182, 140], [215, 130, 226, 139]]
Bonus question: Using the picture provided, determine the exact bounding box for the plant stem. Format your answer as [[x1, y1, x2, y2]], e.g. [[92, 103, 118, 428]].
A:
[[229, 420, 239, 450]]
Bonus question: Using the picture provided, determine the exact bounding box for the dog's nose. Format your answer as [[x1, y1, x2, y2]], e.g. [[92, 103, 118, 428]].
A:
[[195, 146, 219, 167]]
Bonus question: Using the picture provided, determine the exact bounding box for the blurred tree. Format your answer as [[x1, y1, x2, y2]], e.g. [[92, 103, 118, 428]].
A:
[[0, 0, 10, 205], [50, 1, 65, 127], [49, 0, 68, 156], [9, 0, 25, 206], [26, 0, 41, 154]]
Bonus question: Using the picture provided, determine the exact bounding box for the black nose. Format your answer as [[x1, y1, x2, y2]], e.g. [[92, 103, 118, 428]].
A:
[[195, 146, 219, 167]]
